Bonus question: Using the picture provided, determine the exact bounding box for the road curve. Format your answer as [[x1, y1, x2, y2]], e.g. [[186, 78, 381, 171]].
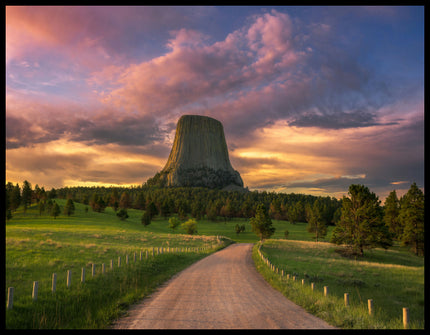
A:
[[113, 243, 335, 329]]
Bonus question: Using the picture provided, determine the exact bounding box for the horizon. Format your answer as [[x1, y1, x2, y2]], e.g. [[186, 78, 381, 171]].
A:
[[6, 6, 424, 202]]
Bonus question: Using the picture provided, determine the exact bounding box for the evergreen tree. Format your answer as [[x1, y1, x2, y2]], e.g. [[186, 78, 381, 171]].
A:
[[10, 183, 21, 212], [51, 201, 61, 219], [250, 203, 275, 241], [306, 199, 328, 242], [398, 183, 424, 256], [141, 211, 151, 226], [22, 180, 32, 212], [63, 199, 75, 216], [331, 184, 392, 256], [384, 190, 401, 239], [119, 191, 131, 209], [116, 208, 129, 221]]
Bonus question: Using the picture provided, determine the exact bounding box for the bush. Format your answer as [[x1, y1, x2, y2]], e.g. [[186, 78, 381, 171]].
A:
[[182, 218, 198, 235]]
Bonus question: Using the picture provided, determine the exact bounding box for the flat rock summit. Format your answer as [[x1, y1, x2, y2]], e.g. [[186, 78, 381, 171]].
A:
[[148, 115, 244, 190]]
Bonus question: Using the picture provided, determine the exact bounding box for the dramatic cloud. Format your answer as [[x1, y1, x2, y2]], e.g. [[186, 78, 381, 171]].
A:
[[5, 6, 424, 199]]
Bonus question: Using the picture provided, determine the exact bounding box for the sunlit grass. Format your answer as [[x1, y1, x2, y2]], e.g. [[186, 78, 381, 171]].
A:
[[253, 240, 424, 329]]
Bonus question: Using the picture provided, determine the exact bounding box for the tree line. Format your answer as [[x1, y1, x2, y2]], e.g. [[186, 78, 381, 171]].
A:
[[5, 181, 424, 255]]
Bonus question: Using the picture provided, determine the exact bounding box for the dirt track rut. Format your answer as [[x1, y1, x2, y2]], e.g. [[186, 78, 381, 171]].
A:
[[113, 243, 336, 329]]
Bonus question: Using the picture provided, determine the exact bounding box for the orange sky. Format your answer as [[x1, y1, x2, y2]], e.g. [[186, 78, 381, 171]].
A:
[[6, 6, 424, 201]]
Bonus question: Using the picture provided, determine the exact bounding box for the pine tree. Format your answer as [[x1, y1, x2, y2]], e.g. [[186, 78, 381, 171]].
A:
[[398, 183, 424, 256], [331, 184, 392, 256], [250, 203, 275, 241], [63, 199, 75, 216], [384, 190, 401, 239], [21, 180, 32, 213], [51, 202, 61, 219], [307, 199, 328, 242]]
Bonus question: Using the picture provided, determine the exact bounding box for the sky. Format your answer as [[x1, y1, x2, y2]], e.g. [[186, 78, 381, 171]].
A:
[[5, 5, 425, 201]]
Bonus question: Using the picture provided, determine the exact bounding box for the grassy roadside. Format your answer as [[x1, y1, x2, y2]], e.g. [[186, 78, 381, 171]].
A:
[[5, 201, 232, 329], [252, 240, 424, 329]]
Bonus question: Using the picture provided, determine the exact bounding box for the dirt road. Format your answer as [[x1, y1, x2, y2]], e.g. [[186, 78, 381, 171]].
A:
[[113, 243, 336, 329]]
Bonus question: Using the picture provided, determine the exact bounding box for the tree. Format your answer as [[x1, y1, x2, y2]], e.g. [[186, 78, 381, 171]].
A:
[[51, 201, 61, 219], [147, 201, 158, 219], [235, 223, 245, 235], [182, 218, 198, 235], [141, 211, 151, 226], [398, 183, 424, 256], [168, 216, 181, 230], [306, 199, 328, 242], [331, 184, 392, 256], [22, 180, 33, 212], [116, 208, 129, 221], [119, 191, 132, 209], [63, 199, 75, 216], [39, 200, 46, 216], [109, 189, 120, 212], [384, 190, 401, 239], [10, 183, 21, 212], [250, 203, 275, 241]]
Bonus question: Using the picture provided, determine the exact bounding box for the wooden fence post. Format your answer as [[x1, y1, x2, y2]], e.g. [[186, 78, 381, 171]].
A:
[[32, 281, 38, 301], [344, 293, 349, 306], [368, 299, 373, 316], [52, 273, 57, 293], [403, 308, 409, 329], [126, 255, 129, 265], [311, 282, 315, 291], [324, 286, 329, 297], [7, 287, 14, 310], [67, 270, 71, 288], [81, 267, 85, 283], [110, 259, 114, 270], [102, 263, 105, 275], [118, 256, 121, 268]]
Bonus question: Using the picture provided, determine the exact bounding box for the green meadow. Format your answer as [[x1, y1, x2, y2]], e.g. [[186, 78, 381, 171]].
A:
[[253, 240, 424, 329], [5, 199, 423, 329]]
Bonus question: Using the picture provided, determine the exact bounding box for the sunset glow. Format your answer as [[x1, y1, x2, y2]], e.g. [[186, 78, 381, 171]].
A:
[[5, 6, 424, 200]]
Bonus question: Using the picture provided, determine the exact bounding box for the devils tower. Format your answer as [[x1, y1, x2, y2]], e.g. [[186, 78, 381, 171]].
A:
[[148, 115, 244, 189]]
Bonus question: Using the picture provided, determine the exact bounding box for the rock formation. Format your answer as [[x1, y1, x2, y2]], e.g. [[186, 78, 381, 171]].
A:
[[148, 115, 244, 189]]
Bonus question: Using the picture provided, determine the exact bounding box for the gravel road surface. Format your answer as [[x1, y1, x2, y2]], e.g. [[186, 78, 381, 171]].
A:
[[113, 243, 336, 329]]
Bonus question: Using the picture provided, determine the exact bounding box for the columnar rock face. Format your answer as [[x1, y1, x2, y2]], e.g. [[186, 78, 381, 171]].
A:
[[150, 115, 244, 189]]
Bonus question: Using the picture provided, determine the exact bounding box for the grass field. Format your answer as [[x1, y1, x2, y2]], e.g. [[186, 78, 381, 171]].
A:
[[253, 240, 424, 329], [5, 200, 231, 328], [5, 199, 424, 329]]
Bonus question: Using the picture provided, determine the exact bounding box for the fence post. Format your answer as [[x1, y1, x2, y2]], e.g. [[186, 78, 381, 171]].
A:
[[126, 255, 129, 265], [32, 281, 39, 301], [102, 263, 105, 275], [110, 259, 114, 270], [403, 308, 409, 329], [302, 279, 305, 286], [81, 267, 86, 283], [344, 293, 349, 306], [324, 286, 329, 297], [368, 299, 373, 316], [311, 282, 315, 291], [7, 287, 14, 310], [67, 270, 71, 288], [118, 256, 121, 268], [140, 251, 143, 261], [52, 273, 57, 293]]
